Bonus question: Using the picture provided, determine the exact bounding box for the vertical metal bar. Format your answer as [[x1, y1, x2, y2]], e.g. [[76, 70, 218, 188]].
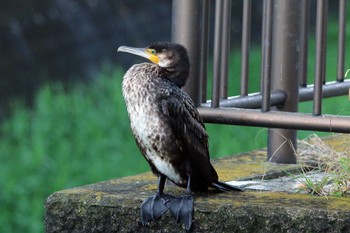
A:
[[261, 0, 273, 112], [199, 0, 210, 103], [260, 0, 267, 92], [299, 0, 310, 87], [267, 0, 302, 164], [172, 0, 201, 106], [240, 0, 252, 96], [219, 0, 231, 99], [313, 0, 328, 116], [337, 0, 346, 82], [212, 0, 224, 108], [322, 3, 328, 85]]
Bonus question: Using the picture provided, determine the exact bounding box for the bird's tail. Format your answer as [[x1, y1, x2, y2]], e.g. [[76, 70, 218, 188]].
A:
[[211, 180, 243, 192]]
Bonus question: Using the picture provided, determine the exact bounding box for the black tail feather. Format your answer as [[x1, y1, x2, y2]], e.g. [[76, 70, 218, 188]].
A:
[[211, 180, 243, 192]]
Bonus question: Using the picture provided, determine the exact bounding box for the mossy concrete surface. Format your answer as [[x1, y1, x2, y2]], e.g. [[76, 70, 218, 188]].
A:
[[45, 135, 350, 233]]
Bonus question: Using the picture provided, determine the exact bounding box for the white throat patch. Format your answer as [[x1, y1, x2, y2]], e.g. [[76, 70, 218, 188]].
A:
[[158, 59, 172, 68]]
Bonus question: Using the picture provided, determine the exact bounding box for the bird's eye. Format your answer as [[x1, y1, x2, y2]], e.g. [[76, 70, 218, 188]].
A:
[[148, 49, 157, 55]]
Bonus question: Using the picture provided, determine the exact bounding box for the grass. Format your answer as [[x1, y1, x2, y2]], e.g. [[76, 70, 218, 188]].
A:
[[1, 17, 349, 233], [296, 135, 350, 196]]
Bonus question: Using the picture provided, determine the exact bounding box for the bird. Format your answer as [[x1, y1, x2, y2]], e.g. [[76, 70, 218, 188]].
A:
[[117, 42, 242, 230]]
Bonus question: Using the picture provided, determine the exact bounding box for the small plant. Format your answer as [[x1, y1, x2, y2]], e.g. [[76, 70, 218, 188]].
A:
[[299, 174, 331, 196], [296, 135, 350, 197], [331, 157, 350, 196]]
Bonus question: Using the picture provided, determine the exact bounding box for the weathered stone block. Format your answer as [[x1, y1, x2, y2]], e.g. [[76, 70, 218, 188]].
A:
[[45, 135, 350, 232]]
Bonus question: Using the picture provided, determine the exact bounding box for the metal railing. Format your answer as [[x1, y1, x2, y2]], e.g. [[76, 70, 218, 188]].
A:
[[171, 0, 350, 164]]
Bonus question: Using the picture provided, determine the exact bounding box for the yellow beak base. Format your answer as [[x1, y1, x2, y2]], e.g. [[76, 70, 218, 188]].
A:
[[118, 46, 159, 64]]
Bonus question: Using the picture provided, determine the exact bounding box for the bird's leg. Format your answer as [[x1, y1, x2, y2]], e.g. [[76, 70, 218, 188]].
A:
[[140, 175, 174, 225], [166, 175, 194, 231]]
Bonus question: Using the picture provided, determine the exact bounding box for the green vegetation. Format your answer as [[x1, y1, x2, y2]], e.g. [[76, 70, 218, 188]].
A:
[[296, 135, 350, 196], [333, 156, 350, 196], [300, 153, 350, 196], [1, 18, 349, 233], [0, 70, 148, 233]]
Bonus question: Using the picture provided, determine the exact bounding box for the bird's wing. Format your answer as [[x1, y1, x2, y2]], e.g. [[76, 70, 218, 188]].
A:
[[159, 85, 219, 191], [160, 88, 210, 162]]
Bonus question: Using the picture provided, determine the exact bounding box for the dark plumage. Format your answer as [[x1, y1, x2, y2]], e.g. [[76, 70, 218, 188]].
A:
[[118, 42, 241, 230]]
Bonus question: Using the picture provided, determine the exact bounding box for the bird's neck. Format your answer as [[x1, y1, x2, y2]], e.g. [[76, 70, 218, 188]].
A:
[[159, 65, 189, 88]]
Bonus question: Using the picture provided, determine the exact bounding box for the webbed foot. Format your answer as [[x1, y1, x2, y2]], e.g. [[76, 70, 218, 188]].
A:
[[166, 194, 194, 231], [140, 193, 174, 225]]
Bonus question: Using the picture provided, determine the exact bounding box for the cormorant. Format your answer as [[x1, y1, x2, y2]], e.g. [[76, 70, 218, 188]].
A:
[[118, 42, 241, 230]]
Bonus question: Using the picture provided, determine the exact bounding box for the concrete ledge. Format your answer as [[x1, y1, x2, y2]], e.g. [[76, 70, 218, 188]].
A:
[[45, 135, 350, 232]]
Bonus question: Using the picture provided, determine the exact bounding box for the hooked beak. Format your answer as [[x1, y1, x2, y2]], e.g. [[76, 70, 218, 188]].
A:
[[117, 46, 159, 64]]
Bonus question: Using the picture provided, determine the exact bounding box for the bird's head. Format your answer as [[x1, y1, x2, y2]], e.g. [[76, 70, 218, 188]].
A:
[[118, 42, 189, 87]]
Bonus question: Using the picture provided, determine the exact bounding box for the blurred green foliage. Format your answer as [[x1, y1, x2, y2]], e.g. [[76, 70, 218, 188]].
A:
[[0, 69, 149, 232], [1, 17, 349, 233]]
